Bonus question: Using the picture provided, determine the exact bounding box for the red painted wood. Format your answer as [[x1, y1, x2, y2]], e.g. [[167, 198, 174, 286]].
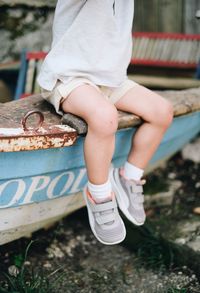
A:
[[131, 59, 197, 69], [20, 93, 32, 99], [133, 32, 200, 40], [26, 52, 47, 60]]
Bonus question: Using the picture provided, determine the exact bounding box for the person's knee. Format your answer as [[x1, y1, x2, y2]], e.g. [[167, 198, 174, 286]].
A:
[[88, 105, 118, 136], [161, 100, 174, 128], [153, 99, 174, 129]]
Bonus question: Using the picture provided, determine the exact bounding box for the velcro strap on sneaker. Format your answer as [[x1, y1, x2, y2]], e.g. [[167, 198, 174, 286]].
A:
[[135, 194, 144, 204], [131, 185, 143, 193], [130, 194, 144, 207], [96, 213, 116, 225], [92, 200, 117, 213]]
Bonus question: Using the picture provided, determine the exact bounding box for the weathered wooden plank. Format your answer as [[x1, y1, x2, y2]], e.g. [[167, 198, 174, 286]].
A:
[[130, 75, 200, 90], [139, 38, 149, 59], [160, 39, 171, 61], [134, 0, 158, 32], [149, 39, 158, 60], [34, 60, 43, 94], [0, 88, 200, 135], [0, 96, 60, 128], [134, 0, 199, 34], [0, 192, 84, 245], [159, 0, 183, 33], [62, 113, 88, 135], [132, 35, 199, 64], [0, 105, 77, 152], [159, 88, 200, 117], [134, 0, 183, 33], [184, 0, 200, 34], [144, 38, 155, 59], [193, 41, 199, 63], [25, 59, 36, 94]]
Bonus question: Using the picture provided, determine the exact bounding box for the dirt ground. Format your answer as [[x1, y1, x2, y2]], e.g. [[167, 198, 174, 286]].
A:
[[0, 139, 200, 293]]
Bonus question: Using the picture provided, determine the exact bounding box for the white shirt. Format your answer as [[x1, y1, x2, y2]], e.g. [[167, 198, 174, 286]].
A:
[[37, 0, 134, 91]]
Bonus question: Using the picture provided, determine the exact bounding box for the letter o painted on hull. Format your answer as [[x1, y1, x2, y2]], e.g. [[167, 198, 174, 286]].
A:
[[47, 172, 75, 198], [0, 179, 26, 208]]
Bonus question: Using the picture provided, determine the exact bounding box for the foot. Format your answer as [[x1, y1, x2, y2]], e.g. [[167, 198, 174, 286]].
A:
[[110, 168, 146, 225], [83, 188, 126, 245]]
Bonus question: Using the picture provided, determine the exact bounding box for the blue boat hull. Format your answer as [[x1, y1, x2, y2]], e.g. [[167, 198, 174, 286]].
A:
[[1, 111, 200, 209]]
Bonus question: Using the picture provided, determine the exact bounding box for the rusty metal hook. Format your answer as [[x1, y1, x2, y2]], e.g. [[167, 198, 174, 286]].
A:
[[21, 110, 44, 132]]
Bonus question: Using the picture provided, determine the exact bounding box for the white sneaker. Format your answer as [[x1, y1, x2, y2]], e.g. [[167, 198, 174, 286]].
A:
[[110, 168, 146, 226], [83, 187, 126, 245]]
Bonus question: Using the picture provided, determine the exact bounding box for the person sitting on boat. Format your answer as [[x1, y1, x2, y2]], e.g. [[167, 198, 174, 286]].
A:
[[37, 0, 173, 245]]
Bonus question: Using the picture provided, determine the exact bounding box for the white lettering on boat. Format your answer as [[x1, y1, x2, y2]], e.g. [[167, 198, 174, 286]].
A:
[[0, 168, 87, 208], [70, 169, 86, 193], [0, 179, 26, 207], [23, 176, 51, 204], [47, 172, 75, 199]]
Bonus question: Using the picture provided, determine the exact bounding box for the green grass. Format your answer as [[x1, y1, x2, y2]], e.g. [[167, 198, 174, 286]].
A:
[[144, 175, 169, 195], [0, 241, 66, 293], [167, 288, 187, 293]]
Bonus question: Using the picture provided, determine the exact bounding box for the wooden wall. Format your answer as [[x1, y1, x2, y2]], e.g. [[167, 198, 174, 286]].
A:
[[134, 0, 200, 34]]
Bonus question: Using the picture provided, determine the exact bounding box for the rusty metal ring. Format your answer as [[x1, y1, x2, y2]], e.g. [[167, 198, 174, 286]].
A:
[[21, 110, 44, 132]]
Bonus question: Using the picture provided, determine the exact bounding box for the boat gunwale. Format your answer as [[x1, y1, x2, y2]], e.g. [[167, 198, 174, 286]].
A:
[[0, 87, 200, 152]]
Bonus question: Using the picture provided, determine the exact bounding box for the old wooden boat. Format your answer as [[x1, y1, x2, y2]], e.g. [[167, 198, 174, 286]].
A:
[[0, 87, 200, 245]]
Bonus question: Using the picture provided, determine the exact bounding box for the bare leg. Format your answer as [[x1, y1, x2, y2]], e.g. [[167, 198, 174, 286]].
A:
[[61, 84, 118, 184], [115, 84, 174, 169]]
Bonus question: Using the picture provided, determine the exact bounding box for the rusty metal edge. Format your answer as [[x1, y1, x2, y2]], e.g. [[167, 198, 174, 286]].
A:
[[0, 132, 77, 153]]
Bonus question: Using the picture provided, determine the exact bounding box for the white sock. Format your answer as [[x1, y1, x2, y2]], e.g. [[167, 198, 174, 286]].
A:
[[87, 179, 112, 203], [123, 161, 144, 181]]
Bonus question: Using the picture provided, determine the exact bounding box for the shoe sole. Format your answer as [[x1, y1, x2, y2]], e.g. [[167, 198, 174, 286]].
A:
[[110, 168, 145, 226], [83, 187, 126, 245]]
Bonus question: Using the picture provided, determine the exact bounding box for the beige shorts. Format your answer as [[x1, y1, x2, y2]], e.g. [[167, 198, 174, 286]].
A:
[[41, 77, 138, 115]]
